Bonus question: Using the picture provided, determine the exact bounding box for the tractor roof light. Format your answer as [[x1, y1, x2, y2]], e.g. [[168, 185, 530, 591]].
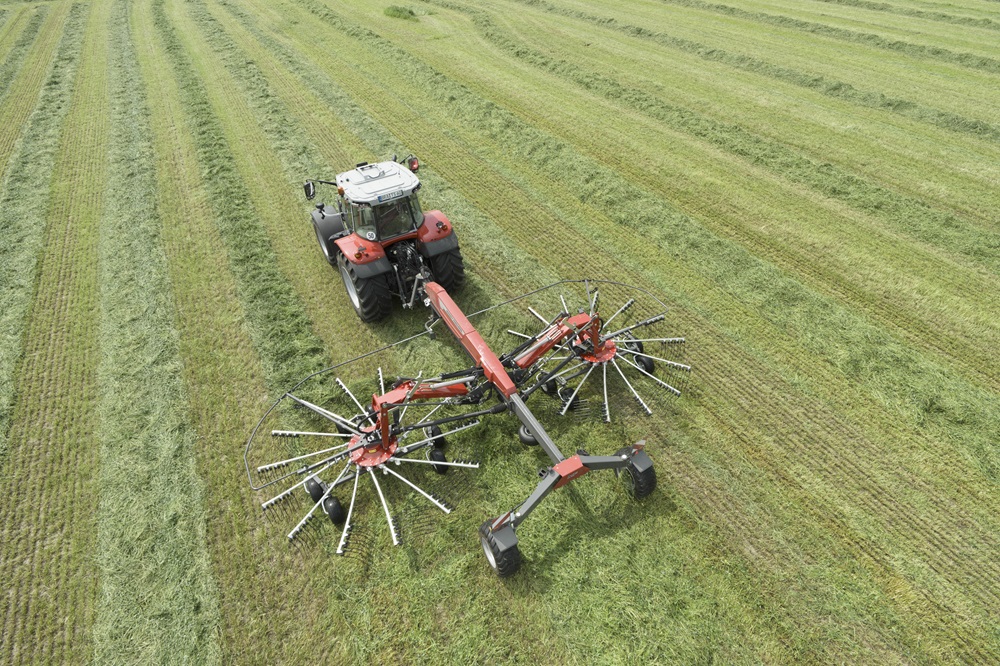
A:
[[337, 186, 345, 196], [407, 156, 419, 172]]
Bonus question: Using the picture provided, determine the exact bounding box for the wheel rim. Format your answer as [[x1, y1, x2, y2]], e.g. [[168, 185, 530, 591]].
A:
[[621, 467, 636, 496], [481, 534, 498, 569], [340, 263, 361, 309]]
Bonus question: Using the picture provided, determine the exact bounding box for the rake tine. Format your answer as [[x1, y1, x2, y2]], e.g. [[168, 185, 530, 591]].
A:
[[380, 465, 451, 513], [560, 293, 569, 314], [395, 420, 482, 456], [618, 347, 692, 372], [622, 356, 683, 396], [528, 307, 548, 324], [589, 288, 599, 317], [506, 329, 531, 340], [337, 377, 375, 426], [284, 393, 362, 434], [623, 337, 685, 344], [560, 363, 596, 416], [602, 313, 666, 341], [390, 457, 480, 469], [602, 362, 611, 423], [398, 371, 423, 423], [257, 441, 353, 473], [336, 468, 362, 555], [601, 298, 635, 330], [612, 358, 652, 415], [270, 429, 354, 438], [369, 468, 399, 546], [378, 367, 386, 395]]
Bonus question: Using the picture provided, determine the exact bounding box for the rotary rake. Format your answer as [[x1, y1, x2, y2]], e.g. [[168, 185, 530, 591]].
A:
[[245, 279, 689, 576]]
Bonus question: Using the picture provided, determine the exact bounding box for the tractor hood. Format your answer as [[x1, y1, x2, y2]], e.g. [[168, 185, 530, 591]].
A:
[[336, 160, 420, 206]]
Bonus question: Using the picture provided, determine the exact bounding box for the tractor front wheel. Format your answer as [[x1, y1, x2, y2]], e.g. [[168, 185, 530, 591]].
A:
[[338, 254, 393, 322], [480, 521, 521, 578], [428, 248, 466, 293]]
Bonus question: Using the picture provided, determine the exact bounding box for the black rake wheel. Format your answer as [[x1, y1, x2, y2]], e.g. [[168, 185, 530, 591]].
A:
[[323, 496, 345, 525], [338, 254, 393, 322], [518, 424, 538, 447], [428, 247, 466, 293], [621, 461, 657, 500], [429, 448, 449, 474], [479, 520, 521, 578]]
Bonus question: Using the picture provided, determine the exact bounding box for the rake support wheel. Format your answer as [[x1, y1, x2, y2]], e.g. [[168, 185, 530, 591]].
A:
[[338, 254, 392, 322], [479, 520, 521, 578], [621, 459, 657, 500]]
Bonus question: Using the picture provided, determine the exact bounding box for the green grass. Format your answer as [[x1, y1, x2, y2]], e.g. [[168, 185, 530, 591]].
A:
[[2, 0, 999, 663], [90, 1, 219, 662]]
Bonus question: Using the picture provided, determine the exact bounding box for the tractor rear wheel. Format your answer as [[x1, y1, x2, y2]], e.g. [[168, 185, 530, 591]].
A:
[[428, 248, 466, 292], [338, 254, 393, 322]]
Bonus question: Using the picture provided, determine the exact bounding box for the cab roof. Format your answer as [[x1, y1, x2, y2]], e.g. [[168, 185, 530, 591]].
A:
[[336, 160, 420, 206]]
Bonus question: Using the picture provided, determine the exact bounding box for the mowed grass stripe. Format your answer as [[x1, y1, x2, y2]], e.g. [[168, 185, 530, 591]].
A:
[[0, 0, 105, 662], [810, 0, 1000, 30], [515, 0, 1000, 144], [0, 0, 85, 466], [203, 0, 1000, 652], [127, 0, 289, 662], [0, 5, 44, 103], [0, 2, 63, 182], [652, 0, 1000, 73], [91, 1, 220, 663], [425, 0, 1000, 267], [358, 1, 1000, 396]]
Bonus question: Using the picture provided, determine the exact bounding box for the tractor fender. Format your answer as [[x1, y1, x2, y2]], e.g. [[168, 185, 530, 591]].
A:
[[416, 211, 459, 258], [311, 209, 345, 260], [334, 233, 392, 279]]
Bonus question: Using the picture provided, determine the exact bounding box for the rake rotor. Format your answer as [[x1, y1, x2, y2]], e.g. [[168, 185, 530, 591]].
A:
[[245, 280, 689, 575]]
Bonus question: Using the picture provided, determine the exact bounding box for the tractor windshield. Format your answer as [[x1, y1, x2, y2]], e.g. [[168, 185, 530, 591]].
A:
[[355, 194, 423, 241]]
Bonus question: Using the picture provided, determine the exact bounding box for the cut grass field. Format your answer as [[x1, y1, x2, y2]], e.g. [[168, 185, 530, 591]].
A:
[[0, 0, 997, 663]]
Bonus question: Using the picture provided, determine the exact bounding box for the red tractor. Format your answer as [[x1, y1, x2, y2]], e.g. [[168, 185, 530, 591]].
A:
[[304, 155, 466, 321]]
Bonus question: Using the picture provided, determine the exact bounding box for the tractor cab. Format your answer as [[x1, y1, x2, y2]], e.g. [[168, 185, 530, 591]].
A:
[[336, 159, 423, 243]]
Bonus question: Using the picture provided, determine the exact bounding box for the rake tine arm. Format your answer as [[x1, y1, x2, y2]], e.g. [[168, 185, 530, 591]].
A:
[[336, 469, 362, 555], [390, 457, 480, 469], [394, 420, 483, 456], [559, 363, 596, 416], [369, 468, 399, 546], [337, 377, 375, 426], [270, 430, 354, 439], [623, 337, 685, 344], [379, 465, 451, 513], [288, 464, 347, 541], [601, 312, 666, 341], [284, 393, 362, 434], [600, 298, 635, 330], [621, 355, 683, 396], [618, 347, 692, 372], [261, 459, 336, 511], [528, 307, 548, 324], [612, 359, 652, 415], [378, 367, 385, 395], [257, 441, 352, 472], [602, 362, 610, 423]]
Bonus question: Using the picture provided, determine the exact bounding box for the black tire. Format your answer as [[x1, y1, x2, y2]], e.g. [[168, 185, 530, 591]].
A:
[[338, 254, 393, 322], [425, 425, 447, 449], [621, 461, 657, 500], [428, 247, 466, 292], [429, 447, 449, 474], [540, 379, 558, 396], [622, 335, 654, 374], [479, 520, 521, 578], [323, 496, 345, 525], [305, 476, 326, 504], [518, 424, 538, 447]]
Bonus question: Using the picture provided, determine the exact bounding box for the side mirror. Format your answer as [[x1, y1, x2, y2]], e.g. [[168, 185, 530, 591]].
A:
[[303, 181, 316, 200]]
